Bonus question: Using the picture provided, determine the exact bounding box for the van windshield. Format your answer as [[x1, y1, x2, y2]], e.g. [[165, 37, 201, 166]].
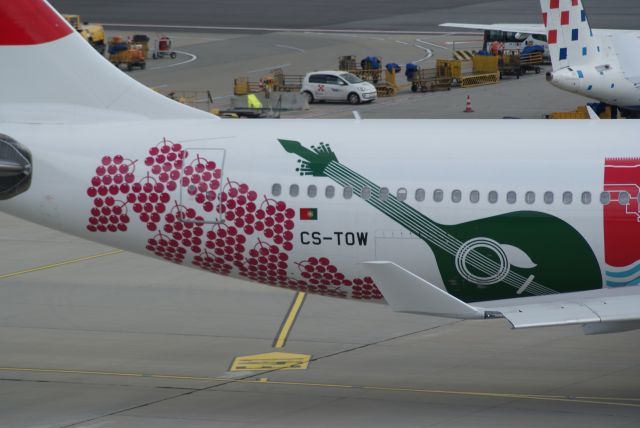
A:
[[340, 73, 363, 84]]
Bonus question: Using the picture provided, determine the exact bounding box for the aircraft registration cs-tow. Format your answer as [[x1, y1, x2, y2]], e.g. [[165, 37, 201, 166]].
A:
[[2, 0, 640, 335]]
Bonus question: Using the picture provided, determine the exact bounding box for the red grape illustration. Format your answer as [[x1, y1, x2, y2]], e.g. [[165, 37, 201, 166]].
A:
[[86, 154, 136, 232], [86, 140, 383, 302]]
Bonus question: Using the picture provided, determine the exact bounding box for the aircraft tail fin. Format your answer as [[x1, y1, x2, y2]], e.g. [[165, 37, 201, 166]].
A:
[[540, 0, 602, 70], [0, 0, 213, 121]]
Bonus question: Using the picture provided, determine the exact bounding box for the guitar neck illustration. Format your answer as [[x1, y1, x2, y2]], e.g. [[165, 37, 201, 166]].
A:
[[279, 139, 556, 296]]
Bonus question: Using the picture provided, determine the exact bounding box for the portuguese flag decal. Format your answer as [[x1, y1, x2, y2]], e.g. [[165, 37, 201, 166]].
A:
[[300, 208, 318, 221]]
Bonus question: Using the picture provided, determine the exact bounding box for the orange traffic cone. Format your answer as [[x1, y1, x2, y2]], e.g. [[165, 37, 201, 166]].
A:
[[464, 95, 474, 113]]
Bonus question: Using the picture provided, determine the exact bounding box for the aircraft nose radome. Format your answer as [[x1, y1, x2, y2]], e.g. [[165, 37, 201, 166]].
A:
[[0, 1, 73, 46]]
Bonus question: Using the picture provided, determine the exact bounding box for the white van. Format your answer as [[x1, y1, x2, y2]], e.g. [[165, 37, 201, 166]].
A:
[[301, 71, 377, 104]]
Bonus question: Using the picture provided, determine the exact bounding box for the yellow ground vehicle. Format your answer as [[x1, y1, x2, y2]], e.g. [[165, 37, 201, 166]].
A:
[[108, 37, 146, 71], [63, 15, 106, 55]]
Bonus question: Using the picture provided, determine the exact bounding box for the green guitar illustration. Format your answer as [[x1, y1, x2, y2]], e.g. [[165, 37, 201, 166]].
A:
[[279, 139, 602, 303]]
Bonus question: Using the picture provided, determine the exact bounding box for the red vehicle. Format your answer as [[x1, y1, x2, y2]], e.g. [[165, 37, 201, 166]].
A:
[[153, 35, 177, 59]]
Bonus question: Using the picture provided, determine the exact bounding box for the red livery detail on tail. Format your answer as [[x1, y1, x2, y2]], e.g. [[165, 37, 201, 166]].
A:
[[0, 0, 73, 45]]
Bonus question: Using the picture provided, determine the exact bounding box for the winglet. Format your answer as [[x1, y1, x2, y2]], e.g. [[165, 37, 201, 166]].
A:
[[362, 261, 484, 319]]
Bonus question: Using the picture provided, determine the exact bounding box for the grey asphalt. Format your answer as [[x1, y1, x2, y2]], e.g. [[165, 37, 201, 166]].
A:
[[50, 0, 640, 31]]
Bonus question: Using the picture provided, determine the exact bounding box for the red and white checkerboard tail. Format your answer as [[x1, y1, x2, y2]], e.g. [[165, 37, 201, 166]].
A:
[[540, 0, 602, 70], [0, 0, 211, 120]]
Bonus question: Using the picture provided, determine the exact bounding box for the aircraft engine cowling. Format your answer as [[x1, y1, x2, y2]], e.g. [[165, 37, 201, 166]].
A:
[[0, 134, 32, 200]]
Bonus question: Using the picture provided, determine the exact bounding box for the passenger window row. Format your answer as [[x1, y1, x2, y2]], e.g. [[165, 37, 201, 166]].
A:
[[271, 184, 628, 206]]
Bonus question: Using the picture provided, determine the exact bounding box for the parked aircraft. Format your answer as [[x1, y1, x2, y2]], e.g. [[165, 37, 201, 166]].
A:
[[441, 0, 640, 117], [2, 0, 640, 335]]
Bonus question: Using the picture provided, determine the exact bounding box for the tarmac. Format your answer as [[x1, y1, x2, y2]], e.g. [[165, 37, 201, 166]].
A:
[[2, 1, 640, 427]]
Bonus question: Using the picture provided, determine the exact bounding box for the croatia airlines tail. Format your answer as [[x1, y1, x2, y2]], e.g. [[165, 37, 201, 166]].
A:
[[442, 0, 640, 113], [3, 0, 640, 335]]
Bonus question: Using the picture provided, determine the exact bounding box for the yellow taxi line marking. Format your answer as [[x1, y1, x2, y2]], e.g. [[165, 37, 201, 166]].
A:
[[1, 366, 639, 408], [273, 291, 306, 348], [0, 250, 124, 280]]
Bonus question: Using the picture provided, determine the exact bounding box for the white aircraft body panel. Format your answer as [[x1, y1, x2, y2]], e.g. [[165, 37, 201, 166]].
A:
[[2, 1, 640, 335]]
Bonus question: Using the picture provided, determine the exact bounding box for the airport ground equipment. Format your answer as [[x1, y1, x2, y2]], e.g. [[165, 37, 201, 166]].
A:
[[406, 64, 452, 92], [498, 49, 543, 79], [153, 35, 177, 59], [63, 14, 106, 55], [437, 59, 500, 88], [338, 55, 383, 83], [234, 77, 261, 96], [519, 51, 544, 75], [166, 91, 215, 112], [271, 69, 304, 92], [498, 50, 522, 79], [338, 57, 401, 97], [547, 104, 619, 120], [131, 34, 151, 58], [108, 36, 146, 71]]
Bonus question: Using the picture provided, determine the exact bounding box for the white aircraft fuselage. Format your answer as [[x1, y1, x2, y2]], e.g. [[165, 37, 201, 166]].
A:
[[3, 0, 640, 334], [2, 118, 639, 306]]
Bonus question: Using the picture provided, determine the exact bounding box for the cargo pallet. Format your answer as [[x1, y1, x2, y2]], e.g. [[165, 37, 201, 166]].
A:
[[271, 68, 304, 92]]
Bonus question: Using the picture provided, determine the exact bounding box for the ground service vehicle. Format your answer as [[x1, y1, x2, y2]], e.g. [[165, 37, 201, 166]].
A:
[[63, 14, 106, 55], [301, 71, 377, 104]]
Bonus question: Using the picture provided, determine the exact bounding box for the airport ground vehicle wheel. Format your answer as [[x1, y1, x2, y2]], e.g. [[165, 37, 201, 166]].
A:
[[411, 84, 418, 92], [348, 92, 360, 105], [170, 52, 177, 59], [302, 91, 314, 104]]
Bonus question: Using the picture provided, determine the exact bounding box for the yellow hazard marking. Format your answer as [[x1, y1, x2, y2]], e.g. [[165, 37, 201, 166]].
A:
[[1, 366, 639, 408], [0, 250, 124, 280], [229, 352, 311, 371], [273, 291, 306, 348]]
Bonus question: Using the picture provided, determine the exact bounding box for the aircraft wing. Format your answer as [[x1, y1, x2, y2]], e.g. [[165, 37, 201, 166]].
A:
[[440, 22, 545, 35], [440, 22, 638, 37], [364, 261, 640, 335]]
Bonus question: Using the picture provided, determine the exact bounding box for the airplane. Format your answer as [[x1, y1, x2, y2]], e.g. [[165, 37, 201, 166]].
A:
[[441, 0, 640, 118], [2, 0, 640, 336]]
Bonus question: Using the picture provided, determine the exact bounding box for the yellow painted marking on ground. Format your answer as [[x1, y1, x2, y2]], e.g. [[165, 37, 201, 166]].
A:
[[229, 352, 310, 371], [0, 250, 124, 280], [1, 366, 638, 408], [273, 291, 306, 348]]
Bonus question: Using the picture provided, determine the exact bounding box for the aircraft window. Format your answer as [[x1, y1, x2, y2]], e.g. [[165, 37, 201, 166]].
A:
[[271, 183, 282, 197], [488, 191, 498, 204], [433, 189, 444, 203], [619, 191, 630, 205], [525, 191, 535, 205], [325, 185, 335, 199], [415, 188, 426, 202], [470, 190, 480, 204], [289, 184, 299, 197], [506, 191, 517, 204], [581, 191, 591, 205], [361, 186, 372, 200], [379, 187, 390, 202], [307, 184, 317, 198], [544, 191, 554, 204], [600, 191, 611, 205], [451, 189, 462, 203], [397, 187, 408, 201], [343, 186, 353, 199], [562, 191, 573, 205]]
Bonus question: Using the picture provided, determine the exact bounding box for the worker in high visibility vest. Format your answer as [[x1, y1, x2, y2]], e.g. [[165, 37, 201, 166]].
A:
[[247, 93, 263, 109]]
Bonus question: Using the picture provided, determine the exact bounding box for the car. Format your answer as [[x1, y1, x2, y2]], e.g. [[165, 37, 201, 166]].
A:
[[301, 71, 377, 105]]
